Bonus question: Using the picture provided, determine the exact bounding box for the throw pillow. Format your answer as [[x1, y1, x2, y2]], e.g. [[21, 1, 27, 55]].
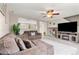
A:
[[23, 40, 32, 49], [31, 32, 35, 36], [15, 37, 26, 51]]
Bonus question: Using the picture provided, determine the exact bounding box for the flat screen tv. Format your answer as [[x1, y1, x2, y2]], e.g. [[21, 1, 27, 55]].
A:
[[58, 21, 77, 32]]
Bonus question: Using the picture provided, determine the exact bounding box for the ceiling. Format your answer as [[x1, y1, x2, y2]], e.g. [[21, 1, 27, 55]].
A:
[[6, 3, 79, 21]]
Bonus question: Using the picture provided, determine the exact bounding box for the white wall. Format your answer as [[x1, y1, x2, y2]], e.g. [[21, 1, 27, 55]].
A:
[[47, 18, 69, 36], [9, 11, 19, 32], [0, 12, 9, 38], [18, 17, 37, 24], [48, 18, 69, 27], [0, 4, 10, 38], [39, 21, 47, 36], [65, 15, 79, 32], [0, 12, 5, 38], [0, 4, 19, 38], [18, 17, 48, 35], [18, 17, 38, 34]]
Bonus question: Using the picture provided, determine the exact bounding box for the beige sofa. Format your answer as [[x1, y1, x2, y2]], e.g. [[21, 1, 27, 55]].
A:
[[0, 33, 54, 55], [23, 31, 42, 40]]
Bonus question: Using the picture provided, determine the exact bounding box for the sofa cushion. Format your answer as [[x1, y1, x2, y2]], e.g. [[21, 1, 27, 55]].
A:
[[0, 39, 8, 55], [23, 40, 32, 49], [0, 36, 19, 55], [24, 40, 35, 47], [12, 39, 54, 55], [15, 37, 26, 51]]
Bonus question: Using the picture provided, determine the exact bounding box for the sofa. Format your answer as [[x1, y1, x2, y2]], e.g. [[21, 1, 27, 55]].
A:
[[22, 31, 42, 40], [0, 33, 54, 55]]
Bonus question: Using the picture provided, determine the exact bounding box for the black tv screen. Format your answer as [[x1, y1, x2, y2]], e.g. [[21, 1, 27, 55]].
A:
[[58, 22, 77, 32]]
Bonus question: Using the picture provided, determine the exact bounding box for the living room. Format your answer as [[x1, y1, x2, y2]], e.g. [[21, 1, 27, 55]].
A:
[[0, 3, 79, 55]]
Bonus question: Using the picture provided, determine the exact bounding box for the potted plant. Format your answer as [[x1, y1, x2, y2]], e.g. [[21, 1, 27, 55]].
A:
[[12, 23, 20, 35]]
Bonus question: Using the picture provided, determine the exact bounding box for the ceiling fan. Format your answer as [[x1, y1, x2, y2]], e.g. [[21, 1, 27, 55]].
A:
[[40, 9, 59, 18]]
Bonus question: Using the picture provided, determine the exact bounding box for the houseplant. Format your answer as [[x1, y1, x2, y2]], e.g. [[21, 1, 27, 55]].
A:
[[12, 23, 20, 35]]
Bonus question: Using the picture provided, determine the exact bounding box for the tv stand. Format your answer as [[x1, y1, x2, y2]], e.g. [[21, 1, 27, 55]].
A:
[[58, 32, 79, 43]]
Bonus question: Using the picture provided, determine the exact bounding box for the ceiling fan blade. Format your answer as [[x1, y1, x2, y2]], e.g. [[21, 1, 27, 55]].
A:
[[42, 15, 47, 18], [40, 11, 46, 14], [53, 13, 59, 15], [41, 13, 46, 15], [47, 10, 54, 13]]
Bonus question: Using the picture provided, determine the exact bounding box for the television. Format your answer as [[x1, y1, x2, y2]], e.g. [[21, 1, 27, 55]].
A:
[[58, 21, 77, 32]]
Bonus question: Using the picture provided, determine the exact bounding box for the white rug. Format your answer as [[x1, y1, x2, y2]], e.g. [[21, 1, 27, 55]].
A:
[[41, 36, 79, 55]]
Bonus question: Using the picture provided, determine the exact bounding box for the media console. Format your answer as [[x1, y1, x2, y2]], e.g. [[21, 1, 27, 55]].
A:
[[57, 31, 79, 43]]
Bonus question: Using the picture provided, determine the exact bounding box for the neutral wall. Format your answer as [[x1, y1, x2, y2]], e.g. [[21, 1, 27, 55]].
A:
[[0, 4, 19, 38], [64, 15, 79, 25], [18, 17, 48, 35], [18, 17, 38, 34], [39, 21, 47, 36], [18, 17, 37, 24], [0, 12, 6, 38], [48, 18, 69, 27], [9, 11, 19, 32], [47, 18, 69, 36], [65, 15, 79, 32], [0, 4, 10, 38]]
